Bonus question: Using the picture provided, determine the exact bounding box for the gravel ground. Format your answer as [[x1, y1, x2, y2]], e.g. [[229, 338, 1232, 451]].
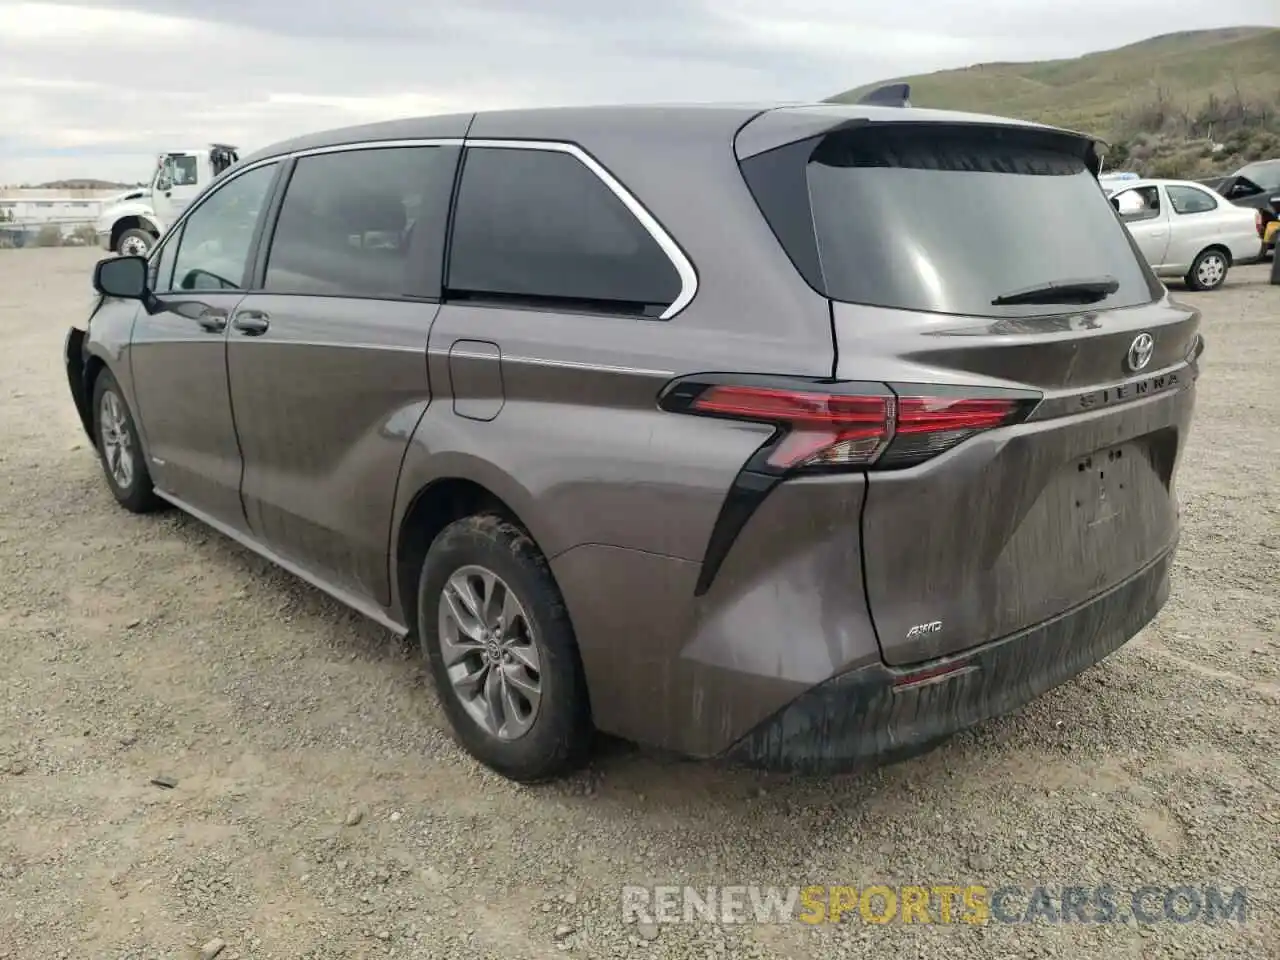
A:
[[1, 247, 1277, 960]]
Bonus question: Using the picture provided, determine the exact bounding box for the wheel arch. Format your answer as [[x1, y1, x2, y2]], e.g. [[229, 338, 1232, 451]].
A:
[[82, 353, 108, 443], [1199, 242, 1233, 265], [65, 328, 95, 443], [109, 214, 161, 250], [81, 347, 147, 458], [391, 470, 556, 639]]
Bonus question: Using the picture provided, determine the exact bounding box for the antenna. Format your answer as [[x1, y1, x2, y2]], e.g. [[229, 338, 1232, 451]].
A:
[[857, 83, 911, 108]]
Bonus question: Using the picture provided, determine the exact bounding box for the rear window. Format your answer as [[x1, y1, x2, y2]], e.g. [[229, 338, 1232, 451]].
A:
[[742, 126, 1159, 317], [1236, 160, 1280, 192]]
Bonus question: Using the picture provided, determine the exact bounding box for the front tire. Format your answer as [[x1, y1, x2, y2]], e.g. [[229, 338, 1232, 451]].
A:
[[418, 514, 592, 782], [1185, 248, 1228, 291], [92, 370, 160, 513], [115, 228, 155, 258]]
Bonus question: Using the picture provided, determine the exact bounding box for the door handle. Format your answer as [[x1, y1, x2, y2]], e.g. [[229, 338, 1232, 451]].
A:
[[196, 312, 227, 333], [232, 310, 270, 335]]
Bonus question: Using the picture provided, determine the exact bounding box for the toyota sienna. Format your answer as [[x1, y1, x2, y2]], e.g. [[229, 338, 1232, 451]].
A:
[[65, 99, 1202, 781]]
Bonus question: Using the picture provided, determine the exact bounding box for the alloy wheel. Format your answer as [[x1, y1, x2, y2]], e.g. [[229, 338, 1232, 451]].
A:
[[99, 390, 134, 490], [437, 564, 542, 740]]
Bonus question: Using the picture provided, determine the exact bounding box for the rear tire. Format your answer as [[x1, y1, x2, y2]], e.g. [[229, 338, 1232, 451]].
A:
[[92, 370, 160, 513], [1185, 247, 1228, 291], [418, 514, 592, 782]]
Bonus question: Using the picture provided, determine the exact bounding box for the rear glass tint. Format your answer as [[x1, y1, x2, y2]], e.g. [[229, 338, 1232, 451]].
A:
[[447, 146, 683, 316], [1236, 159, 1280, 192], [745, 127, 1157, 317]]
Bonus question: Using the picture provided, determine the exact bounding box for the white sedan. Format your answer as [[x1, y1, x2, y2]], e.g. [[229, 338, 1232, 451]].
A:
[[1104, 177, 1264, 291]]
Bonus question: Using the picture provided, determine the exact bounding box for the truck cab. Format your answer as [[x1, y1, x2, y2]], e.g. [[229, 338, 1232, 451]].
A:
[[94, 144, 239, 256]]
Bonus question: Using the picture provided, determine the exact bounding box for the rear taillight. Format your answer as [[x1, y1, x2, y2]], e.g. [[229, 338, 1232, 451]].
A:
[[1257, 210, 1265, 238], [659, 376, 1039, 472], [885, 395, 1029, 467], [687, 385, 891, 469]]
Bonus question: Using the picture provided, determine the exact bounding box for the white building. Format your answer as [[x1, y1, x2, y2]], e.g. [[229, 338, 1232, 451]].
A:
[[0, 188, 117, 227]]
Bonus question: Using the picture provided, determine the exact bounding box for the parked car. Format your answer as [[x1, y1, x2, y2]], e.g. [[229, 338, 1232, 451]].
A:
[[1196, 158, 1280, 255], [1104, 177, 1263, 290], [65, 102, 1202, 782]]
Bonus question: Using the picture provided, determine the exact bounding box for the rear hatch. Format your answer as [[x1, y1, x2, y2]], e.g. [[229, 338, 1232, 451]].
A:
[[738, 113, 1201, 666]]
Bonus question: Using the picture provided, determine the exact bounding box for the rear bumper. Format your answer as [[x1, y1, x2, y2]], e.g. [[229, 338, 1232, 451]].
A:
[[721, 540, 1175, 774]]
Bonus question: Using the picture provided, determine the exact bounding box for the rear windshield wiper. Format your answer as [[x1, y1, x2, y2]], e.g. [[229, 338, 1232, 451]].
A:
[[991, 276, 1120, 306]]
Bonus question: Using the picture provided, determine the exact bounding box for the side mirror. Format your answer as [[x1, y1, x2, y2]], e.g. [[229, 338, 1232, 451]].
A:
[[93, 255, 148, 300]]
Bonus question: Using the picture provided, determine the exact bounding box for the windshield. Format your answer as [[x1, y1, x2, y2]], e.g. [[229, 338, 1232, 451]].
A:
[[801, 128, 1157, 317], [1235, 160, 1280, 192]]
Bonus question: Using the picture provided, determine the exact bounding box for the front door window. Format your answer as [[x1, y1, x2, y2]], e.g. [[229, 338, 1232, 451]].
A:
[[169, 163, 277, 291]]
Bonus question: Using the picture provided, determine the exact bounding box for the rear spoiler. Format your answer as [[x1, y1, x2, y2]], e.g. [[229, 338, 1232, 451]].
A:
[[736, 97, 1106, 175], [857, 83, 911, 108]]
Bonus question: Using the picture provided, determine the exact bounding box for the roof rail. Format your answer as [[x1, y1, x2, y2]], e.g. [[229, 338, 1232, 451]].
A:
[[857, 83, 911, 108]]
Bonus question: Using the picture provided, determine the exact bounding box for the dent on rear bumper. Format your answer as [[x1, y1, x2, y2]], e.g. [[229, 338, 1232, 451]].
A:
[[722, 540, 1176, 774]]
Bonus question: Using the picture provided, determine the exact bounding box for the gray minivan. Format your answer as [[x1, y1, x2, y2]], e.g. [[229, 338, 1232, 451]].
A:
[[65, 101, 1202, 781]]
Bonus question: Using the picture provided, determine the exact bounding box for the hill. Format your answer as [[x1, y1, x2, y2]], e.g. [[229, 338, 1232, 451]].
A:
[[33, 179, 136, 191], [829, 27, 1280, 172]]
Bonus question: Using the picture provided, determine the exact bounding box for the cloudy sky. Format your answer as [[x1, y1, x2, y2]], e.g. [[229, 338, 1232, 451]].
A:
[[1, 0, 1277, 184]]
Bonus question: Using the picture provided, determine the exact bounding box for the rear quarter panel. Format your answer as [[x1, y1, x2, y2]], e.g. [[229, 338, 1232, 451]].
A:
[[389, 111, 843, 748], [391, 110, 840, 578], [1222, 209, 1265, 262]]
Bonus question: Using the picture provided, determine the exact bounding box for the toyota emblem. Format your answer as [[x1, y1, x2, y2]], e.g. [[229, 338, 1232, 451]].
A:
[[1126, 333, 1154, 372]]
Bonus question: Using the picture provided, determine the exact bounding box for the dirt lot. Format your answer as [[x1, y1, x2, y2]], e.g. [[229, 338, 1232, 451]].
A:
[[1, 247, 1277, 960]]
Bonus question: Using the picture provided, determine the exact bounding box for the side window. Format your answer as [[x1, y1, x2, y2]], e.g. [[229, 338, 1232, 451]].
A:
[[1113, 186, 1161, 223], [1251, 167, 1280, 192], [446, 146, 683, 316], [170, 162, 277, 292], [157, 154, 198, 190], [1227, 180, 1261, 200], [1166, 185, 1218, 216], [169, 155, 199, 186], [263, 146, 455, 298], [149, 224, 184, 293]]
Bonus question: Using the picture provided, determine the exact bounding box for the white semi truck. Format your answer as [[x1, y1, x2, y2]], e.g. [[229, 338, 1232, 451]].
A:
[[94, 144, 240, 256]]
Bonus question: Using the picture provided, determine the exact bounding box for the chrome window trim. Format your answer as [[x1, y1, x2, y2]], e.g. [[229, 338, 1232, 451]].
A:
[[157, 140, 460, 253], [292, 138, 462, 157], [165, 137, 698, 319], [464, 139, 698, 319]]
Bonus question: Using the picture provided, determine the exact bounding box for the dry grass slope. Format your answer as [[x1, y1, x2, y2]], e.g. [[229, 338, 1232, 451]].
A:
[[830, 27, 1280, 139]]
